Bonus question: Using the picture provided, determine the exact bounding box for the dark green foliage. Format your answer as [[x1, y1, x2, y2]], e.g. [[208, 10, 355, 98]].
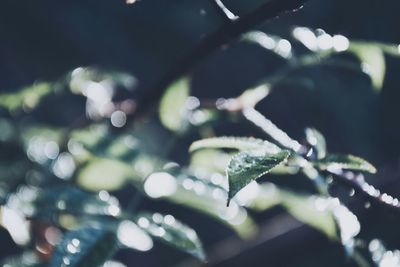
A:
[[0, 1, 399, 266], [134, 213, 205, 261], [50, 227, 118, 267]]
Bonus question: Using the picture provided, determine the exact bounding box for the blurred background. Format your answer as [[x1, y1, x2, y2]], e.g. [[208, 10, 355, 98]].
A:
[[1, 0, 400, 266]]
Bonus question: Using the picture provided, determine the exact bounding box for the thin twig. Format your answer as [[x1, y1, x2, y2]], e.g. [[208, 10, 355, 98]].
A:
[[328, 169, 400, 211], [133, 0, 308, 119], [209, 0, 239, 22]]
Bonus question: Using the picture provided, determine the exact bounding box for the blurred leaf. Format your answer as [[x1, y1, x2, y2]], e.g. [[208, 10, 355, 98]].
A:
[[190, 136, 280, 153], [50, 227, 118, 267], [348, 42, 386, 91], [281, 191, 360, 245], [227, 150, 290, 204], [0, 82, 53, 112], [238, 182, 281, 211], [159, 78, 190, 132], [23, 126, 63, 142], [70, 124, 108, 150], [313, 154, 376, 174], [27, 186, 120, 219], [135, 212, 205, 261], [305, 128, 327, 159], [68, 67, 136, 94], [280, 191, 337, 240], [190, 149, 232, 174], [0, 161, 30, 203], [165, 170, 257, 238], [1, 252, 46, 267], [77, 158, 136, 191]]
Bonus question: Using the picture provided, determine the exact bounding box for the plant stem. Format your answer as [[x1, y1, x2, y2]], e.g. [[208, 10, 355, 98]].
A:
[[133, 0, 308, 119]]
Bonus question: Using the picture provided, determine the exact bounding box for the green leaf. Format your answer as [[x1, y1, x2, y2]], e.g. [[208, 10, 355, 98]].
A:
[[164, 170, 257, 238], [135, 212, 205, 261], [0, 82, 53, 112], [1, 252, 46, 267], [190, 149, 233, 174], [77, 158, 135, 191], [50, 227, 118, 267], [226, 150, 290, 204], [348, 42, 386, 91], [305, 128, 327, 159], [280, 191, 360, 245], [26, 186, 121, 219], [313, 154, 376, 174], [280, 192, 338, 240], [159, 78, 190, 132], [190, 136, 280, 153]]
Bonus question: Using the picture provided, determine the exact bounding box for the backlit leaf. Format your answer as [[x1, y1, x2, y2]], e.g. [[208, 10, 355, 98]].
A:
[[280, 192, 338, 240], [280, 191, 360, 245], [50, 227, 118, 267], [0, 252, 45, 267], [313, 154, 376, 174], [135, 212, 205, 261], [226, 150, 290, 204], [77, 158, 136, 191], [159, 78, 190, 132], [27, 186, 120, 219], [190, 136, 280, 154], [0, 83, 52, 112], [349, 42, 386, 91]]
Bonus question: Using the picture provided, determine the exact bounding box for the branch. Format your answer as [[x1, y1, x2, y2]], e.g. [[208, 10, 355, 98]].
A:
[[133, 0, 308, 118], [328, 170, 400, 211], [209, 0, 239, 22]]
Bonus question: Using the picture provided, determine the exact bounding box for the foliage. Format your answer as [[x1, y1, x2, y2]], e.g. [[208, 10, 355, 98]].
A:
[[1, 1, 400, 267]]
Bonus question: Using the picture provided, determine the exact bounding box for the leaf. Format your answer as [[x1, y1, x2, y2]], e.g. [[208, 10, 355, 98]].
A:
[[27, 186, 121, 219], [0, 252, 45, 267], [313, 154, 376, 174], [190, 149, 233, 174], [226, 150, 290, 204], [159, 78, 190, 132], [165, 170, 257, 238], [349, 42, 386, 91], [50, 227, 118, 267], [280, 191, 360, 245], [0, 82, 52, 112], [280, 192, 338, 240], [190, 136, 281, 154], [135, 212, 205, 261], [305, 128, 327, 159], [77, 158, 135, 191]]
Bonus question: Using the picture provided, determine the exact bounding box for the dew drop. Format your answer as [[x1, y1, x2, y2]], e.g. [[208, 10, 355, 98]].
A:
[[349, 189, 355, 197]]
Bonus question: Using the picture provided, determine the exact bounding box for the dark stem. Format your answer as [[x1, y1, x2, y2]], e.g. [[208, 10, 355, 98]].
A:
[[328, 170, 400, 211], [133, 0, 308, 119]]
